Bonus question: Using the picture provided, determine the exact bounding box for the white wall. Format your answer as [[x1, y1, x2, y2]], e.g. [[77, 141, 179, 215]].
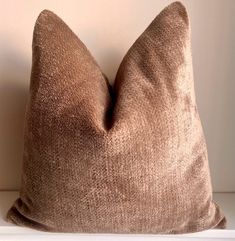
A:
[[0, 0, 234, 192]]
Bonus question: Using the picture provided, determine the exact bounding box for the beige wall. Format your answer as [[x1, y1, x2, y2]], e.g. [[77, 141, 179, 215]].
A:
[[0, 0, 234, 191]]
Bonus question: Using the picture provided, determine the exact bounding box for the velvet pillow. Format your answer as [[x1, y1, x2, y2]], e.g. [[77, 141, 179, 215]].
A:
[[7, 1, 226, 233]]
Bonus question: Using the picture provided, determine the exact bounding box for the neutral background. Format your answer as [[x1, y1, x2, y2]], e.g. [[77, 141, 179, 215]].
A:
[[0, 0, 234, 192]]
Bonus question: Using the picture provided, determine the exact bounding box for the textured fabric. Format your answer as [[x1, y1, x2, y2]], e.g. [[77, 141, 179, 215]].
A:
[[7, 1, 226, 233]]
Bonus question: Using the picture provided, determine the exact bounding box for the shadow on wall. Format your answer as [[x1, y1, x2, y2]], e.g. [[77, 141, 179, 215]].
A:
[[191, 0, 235, 192], [77, 25, 127, 83], [0, 41, 30, 190], [98, 49, 123, 84]]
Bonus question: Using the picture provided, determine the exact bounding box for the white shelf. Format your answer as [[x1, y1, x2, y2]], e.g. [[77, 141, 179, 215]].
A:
[[0, 191, 234, 240]]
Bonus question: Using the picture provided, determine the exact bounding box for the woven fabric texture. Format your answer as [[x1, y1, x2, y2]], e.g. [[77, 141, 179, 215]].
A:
[[7, 1, 226, 233]]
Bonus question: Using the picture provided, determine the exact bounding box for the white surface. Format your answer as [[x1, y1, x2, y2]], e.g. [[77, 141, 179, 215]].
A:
[[0, 0, 235, 192], [0, 191, 234, 240]]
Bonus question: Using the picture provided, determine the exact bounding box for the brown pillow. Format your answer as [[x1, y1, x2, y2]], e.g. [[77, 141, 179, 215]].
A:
[[7, 1, 226, 233]]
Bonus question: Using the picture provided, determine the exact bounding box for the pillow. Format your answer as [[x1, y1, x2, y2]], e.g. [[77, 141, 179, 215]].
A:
[[7, 1, 226, 233]]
